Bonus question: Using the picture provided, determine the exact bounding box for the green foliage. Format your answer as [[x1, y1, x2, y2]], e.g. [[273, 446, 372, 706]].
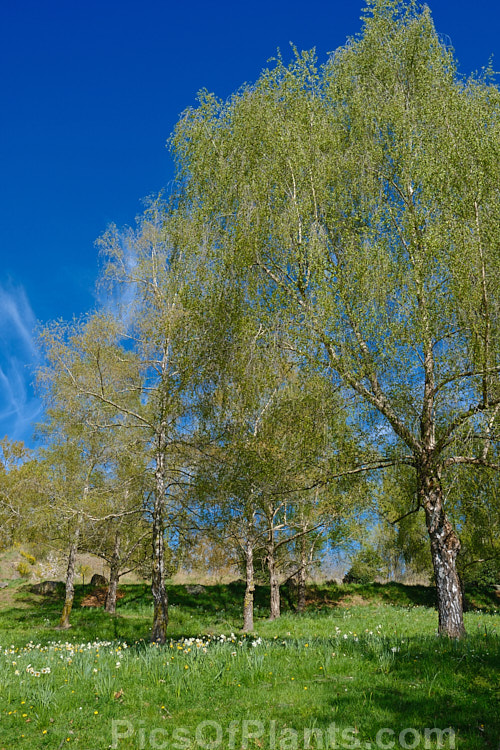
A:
[[168, 0, 500, 636], [462, 559, 500, 589], [344, 547, 385, 584], [451, 467, 500, 587], [0, 441, 47, 551], [170, 0, 500, 462], [5, 0, 500, 639]]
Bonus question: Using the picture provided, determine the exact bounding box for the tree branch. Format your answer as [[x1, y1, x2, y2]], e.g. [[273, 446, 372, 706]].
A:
[[444, 456, 500, 470]]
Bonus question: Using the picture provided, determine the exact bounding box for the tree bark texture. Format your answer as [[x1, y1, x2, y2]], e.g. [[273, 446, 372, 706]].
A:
[[419, 464, 465, 638], [151, 451, 168, 643], [105, 528, 121, 615], [267, 548, 281, 620], [297, 538, 307, 614], [242, 539, 255, 631], [58, 520, 81, 629]]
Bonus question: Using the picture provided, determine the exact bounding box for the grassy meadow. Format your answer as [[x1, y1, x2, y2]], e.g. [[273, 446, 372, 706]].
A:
[[0, 580, 498, 749]]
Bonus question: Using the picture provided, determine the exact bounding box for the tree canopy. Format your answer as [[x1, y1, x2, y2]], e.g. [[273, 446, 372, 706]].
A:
[[4, 0, 499, 641], [169, 0, 500, 636]]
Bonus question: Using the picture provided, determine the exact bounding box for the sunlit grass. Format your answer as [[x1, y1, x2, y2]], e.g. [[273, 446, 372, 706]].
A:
[[0, 582, 498, 749]]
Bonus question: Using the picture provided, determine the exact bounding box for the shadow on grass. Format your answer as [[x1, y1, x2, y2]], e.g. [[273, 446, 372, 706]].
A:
[[306, 580, 499, 613], [1, 579, 497, 648], [0, 583, 154, 643], [265, 628, 500, 750], [307, 581, 439, 608], [320, 679, 498, 749], [167, 581, 283, 615], [323, 634, 500, 749]]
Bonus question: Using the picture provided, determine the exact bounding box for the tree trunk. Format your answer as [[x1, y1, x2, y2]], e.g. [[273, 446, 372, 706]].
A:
[[297, 558, 307, 614], [105, 528, 121, 615], [151, 451, 168, 643], [267, 549, 280, 620], [58, 519, 81, 629], [420, 465, 465, 638], [242, 539, 255, 631]]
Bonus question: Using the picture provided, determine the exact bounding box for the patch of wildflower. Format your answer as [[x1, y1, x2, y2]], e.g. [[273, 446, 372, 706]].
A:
[[1, 634, 273, 682], [26, 665, 51, 677], [166, 633, 263, 655], [2, 639, 129, 658]]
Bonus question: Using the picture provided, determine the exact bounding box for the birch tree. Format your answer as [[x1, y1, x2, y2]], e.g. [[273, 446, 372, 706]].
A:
[[37, 359, 126, 629], [192, 325, 356, 626], [171, 0, 500, 636], [40, 199, 211, 642]]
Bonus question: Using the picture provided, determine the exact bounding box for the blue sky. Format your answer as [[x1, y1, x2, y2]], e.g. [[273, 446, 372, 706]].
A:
[[1, 0, 499, 445]]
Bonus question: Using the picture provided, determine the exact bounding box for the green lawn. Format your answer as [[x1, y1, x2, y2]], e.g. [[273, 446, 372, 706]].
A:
[[0, 581, 498, 749]]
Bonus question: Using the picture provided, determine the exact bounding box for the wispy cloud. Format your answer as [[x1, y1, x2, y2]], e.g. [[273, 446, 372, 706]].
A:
[[0, 282, 43, 443]]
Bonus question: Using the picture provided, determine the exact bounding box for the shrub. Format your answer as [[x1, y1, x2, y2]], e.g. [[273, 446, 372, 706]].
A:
[[343, 548, 384, 584], [15, 561, 31, 577], [19, 550, 36, 566], [461, 560, 500, 588]]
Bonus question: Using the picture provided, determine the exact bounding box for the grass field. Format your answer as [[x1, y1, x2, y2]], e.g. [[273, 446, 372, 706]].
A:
[[0, 580, 498, 749]]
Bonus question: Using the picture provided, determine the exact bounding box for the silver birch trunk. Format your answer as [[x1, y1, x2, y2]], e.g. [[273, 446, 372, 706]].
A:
[[242, 539, 255, 631], [105, 528, 121, 615], [267, 546, 280, 620], [419, 464, 465, 638], [58, 514, 82, 629], [151, 449, 168, 643], [419, 329, 465, 638], [297, 534, 307, 614]]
